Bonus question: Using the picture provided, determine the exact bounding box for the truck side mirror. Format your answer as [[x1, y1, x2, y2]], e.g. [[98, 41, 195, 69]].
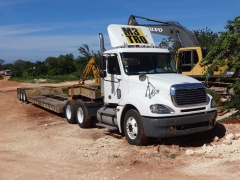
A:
[[100, 56, 106, 70], [100, 70, 107, 78]]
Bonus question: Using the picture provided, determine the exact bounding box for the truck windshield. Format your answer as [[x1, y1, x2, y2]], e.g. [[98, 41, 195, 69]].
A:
[[121, 52, 177, 75]]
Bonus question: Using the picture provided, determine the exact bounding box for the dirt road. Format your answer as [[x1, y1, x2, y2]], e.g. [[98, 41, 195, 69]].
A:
[[0, 76, 240, 180]]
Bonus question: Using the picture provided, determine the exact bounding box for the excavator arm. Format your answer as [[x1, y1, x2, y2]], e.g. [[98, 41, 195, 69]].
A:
[[79, 57, 100, 84], [128, 15, 199, 47]]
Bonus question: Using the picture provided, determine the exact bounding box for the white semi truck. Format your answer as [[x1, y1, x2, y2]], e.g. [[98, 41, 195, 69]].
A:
[[17, 24, 217, 145]]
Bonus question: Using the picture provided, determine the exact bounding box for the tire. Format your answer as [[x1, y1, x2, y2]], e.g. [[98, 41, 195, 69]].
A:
[[19, 89, 23, 101], [21, 89, 28, 103], [123, 109, 148, 146], [65, 100, 77, 124], [76, 102, 91, 128], [17, 88, 21, 101]]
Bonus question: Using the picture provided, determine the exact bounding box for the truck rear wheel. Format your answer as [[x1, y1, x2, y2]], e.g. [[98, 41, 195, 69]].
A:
[[76, 103, 91, 128], [123, 109, 148, 146], [65, 100, 77, 124]]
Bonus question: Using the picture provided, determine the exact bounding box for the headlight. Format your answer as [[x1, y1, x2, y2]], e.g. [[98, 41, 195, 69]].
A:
[[150, 104, 175, 114], [211, 99, 217, 108]]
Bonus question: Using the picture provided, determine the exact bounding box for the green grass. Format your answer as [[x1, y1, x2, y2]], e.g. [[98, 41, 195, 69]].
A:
[[9, 74, 81, 83]]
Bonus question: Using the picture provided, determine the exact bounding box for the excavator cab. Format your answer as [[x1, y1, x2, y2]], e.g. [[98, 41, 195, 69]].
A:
[[176, 47, 204, 77], [177, 49, 199, 72]]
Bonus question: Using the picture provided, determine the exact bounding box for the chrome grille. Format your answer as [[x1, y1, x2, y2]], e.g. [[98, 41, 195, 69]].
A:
[[170, 83, 207, 107]]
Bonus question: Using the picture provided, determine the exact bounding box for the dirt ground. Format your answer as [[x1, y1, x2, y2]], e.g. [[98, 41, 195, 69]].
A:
[[0, 76, 240, 180]]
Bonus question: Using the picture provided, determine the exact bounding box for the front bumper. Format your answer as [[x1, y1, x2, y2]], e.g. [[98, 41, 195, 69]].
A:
[[142, 110, 217, 138]]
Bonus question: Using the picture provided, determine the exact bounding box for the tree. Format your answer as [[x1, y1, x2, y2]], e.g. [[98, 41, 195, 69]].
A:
[[44, 54, 76, 76], [57, 53, 76, 75], [158, 27, 219, 56], [201, 15, 240, 94], [158, 37, 181, 56], [0, 59, 4, 65], [34, 61, 47, 76], [45, 57, 59, 75], [2, 63, 13, 72], [76, 44, 100, 78], [78, 44, 94, 60], [0, 59, 4, 70], [10, 59, 34, 77], [192, 27, 219, 49]]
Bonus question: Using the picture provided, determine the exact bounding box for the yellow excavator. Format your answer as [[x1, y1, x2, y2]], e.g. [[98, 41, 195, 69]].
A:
[[128, 15, 238, 94], [79, 57, 100, 85]]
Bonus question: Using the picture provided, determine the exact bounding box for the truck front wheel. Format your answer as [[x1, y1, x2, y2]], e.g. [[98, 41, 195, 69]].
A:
[[76, 103, 91, 128], [123, 109, 148, 146], [65, 100, 77, 124]]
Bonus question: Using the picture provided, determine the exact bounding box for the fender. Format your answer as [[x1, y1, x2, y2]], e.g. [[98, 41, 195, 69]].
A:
[[119, 89, 174, 116]]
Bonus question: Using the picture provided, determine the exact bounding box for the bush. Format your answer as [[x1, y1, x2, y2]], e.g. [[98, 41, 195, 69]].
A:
[[207, 89, 221, 102], [222, 95, 240, 110]]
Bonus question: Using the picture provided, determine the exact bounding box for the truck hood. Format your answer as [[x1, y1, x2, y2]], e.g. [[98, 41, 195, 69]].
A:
[[148, 73, 201, 90], [129, 73, 201, 91]]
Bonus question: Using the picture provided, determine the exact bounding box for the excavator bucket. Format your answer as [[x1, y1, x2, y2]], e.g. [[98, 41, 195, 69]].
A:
[[128, 15, 139, 26]]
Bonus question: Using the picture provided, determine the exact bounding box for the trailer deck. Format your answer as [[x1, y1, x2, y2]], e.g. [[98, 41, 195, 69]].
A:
[[17, 84, 102, 113]]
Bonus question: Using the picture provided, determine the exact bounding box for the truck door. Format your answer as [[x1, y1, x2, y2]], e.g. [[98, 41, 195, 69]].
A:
[[104, 54, 125, 104]]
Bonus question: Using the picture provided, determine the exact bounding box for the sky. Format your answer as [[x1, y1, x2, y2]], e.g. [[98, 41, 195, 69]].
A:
[[0, 0, 239, 64]]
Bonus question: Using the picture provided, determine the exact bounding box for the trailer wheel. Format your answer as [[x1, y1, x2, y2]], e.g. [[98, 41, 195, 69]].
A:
[[17, 88, 21, 100], [19, 88, 23, 101], [21, 89, 28, 103], [123, 109, 148, 146], [76, 103, 91, 128], [65, 100, 77, 124]]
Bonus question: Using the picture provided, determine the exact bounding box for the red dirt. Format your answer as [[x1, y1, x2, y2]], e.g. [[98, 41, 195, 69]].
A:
[[223, 118, 240, 124], [0, 76, 240, 180]]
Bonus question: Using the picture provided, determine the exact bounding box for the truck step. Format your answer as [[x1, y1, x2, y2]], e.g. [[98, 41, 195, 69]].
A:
[[96, 123, 118, 130]]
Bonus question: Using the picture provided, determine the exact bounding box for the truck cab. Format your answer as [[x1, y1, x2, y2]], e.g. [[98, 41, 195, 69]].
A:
[[96, 24, 217, 145]]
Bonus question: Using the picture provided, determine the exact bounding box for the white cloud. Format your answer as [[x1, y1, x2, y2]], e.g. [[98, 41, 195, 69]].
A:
[[1, 34, 108, 50], [0, 0, 44, 8], [0, 22, 112, 62], [0, 33, 110, 63], [0, 24, 54, 36]]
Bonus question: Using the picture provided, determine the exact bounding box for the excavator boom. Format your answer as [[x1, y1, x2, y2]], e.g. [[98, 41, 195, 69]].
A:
[[79, 57, 100, 84], [128, 15, 199, 47]]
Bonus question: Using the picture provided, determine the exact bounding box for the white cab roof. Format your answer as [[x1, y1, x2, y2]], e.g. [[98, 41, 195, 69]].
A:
[[108, 24, 155, 48]]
